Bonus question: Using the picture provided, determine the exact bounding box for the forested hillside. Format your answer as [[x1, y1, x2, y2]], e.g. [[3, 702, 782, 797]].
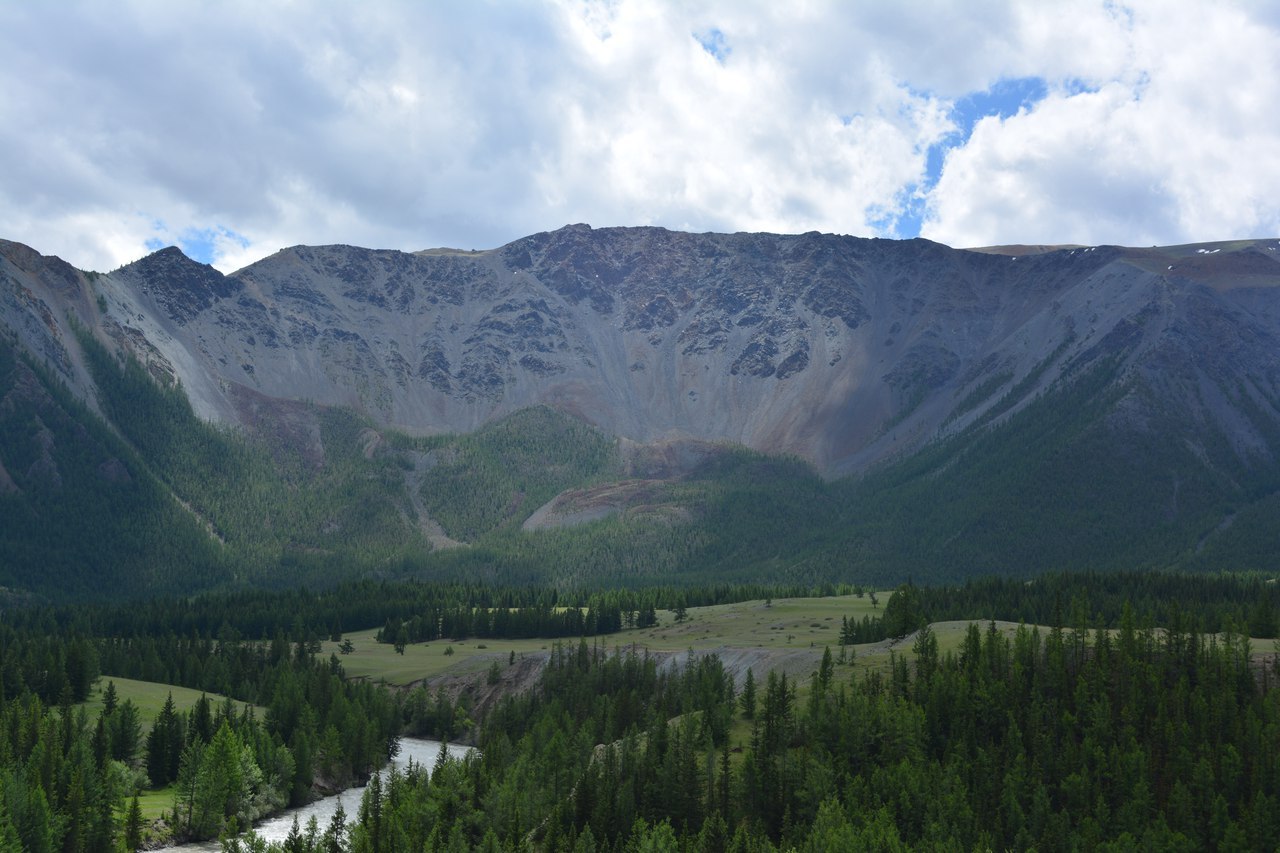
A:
[[822, 354, 1280, 582], [8, 319, 1280, 602], [225, 579, 1280, 851], [0, 336, 232, 600]]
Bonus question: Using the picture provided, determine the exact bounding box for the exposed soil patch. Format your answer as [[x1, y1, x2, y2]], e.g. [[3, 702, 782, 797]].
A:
[[522, 479, 688, 531]]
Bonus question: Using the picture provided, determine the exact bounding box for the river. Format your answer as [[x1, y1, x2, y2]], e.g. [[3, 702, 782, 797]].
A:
[[154, 737, 450, 851]]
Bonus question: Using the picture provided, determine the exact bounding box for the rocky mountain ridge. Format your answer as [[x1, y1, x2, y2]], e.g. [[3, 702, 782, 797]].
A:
[[6, 226, 1280, 478], [7, 226, 1280, 600]]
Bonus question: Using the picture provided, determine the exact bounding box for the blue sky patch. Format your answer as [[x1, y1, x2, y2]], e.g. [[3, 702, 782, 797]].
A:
[[1061, 77, 1100, 97], [888, 76, 1050, 239], [179, 227, 249, 265], [928, 76, 1048, 188], [146, 225, 249, 264], [889, 196, 927, 241], [951, 77, 1048, 140], [694, 28, 729, 63]]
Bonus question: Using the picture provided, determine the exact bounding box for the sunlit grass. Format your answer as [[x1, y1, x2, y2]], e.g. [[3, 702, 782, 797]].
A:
[[322, 592, 891, 687], [82, 675, 256, 729], [136, 784, 175, 821]]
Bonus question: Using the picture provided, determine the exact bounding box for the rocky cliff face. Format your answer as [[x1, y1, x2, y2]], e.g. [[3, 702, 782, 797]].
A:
[[4, 227, 1280, 477]]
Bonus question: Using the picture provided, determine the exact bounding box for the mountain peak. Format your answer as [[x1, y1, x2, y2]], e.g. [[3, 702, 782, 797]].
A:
[[114, 244, 240, 325], [8, 226, 1280, 595], [6, 226, 1280, 478]]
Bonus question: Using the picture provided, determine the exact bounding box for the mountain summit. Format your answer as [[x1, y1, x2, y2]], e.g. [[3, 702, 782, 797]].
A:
[[4, 227, 1280, 600], [10, 227, 1280, 477]]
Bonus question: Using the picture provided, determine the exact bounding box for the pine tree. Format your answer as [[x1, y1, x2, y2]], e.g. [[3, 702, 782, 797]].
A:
[[101, 681, 118, 717], [818, 647, 834, 692], [124, 795, 143, 851], [147, 693, 181, 787], [0, 799, 21, 852], [173, 741, 204, 837], [188, 694, 213, 746], [322, 802, 348, 853], [108, 699, 141, 761]]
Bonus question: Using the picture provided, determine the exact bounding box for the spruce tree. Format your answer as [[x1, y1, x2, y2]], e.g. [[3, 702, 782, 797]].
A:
[[124, 795, 143, 851]]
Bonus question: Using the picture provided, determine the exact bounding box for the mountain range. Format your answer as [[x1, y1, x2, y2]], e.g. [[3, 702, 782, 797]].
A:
[[4, 225, 1280, 602]]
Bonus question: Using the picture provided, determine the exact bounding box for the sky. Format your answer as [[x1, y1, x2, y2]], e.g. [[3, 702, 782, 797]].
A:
[[2, 1, 1279, 274]]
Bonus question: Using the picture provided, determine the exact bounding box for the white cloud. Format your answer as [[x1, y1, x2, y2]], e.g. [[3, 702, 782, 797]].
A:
[[0, 0, 1276, 273], [534, 3, 953, 239], [923, 1, 1280, 247], [925, 84, 1185, 247]]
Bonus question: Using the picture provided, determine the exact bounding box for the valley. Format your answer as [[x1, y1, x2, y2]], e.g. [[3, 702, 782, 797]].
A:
[[18, 574, 1280, 849], [4, 227, 1280, 849]]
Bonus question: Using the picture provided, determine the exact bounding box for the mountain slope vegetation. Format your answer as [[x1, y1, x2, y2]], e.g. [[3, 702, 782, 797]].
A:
[[5, 323, 1280, 603], [4, 229, 1280, 601]]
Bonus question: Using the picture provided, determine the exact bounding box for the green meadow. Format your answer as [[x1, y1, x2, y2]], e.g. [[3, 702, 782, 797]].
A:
[[82, 675, 257, 730], [323, 592, 891, 687], [322, 592, 1278, 692]]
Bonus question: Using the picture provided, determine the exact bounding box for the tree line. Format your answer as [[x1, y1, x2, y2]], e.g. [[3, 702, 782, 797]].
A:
[[17, 579, 854, 650]]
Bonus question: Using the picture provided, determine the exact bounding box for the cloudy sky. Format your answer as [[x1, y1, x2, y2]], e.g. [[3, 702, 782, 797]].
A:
[[2, 1, 1278, 273]]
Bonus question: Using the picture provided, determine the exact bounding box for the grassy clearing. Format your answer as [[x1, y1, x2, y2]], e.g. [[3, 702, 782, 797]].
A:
[[82, 675, 257, 729], [136, 784, 176, 821], [323, 592, 890, 687], [324, 630, 556, 686], [627, 592, 883, 651], [326, 600, 1280, 693]]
